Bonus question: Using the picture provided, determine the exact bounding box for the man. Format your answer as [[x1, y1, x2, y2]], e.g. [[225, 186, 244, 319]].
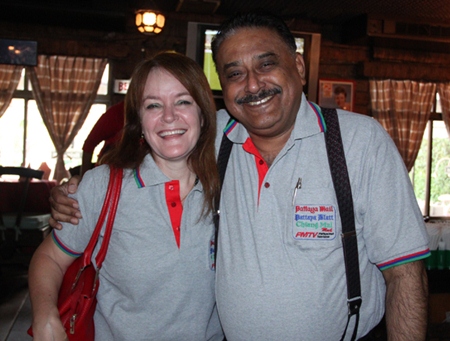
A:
[[49, 12, 429, 340]]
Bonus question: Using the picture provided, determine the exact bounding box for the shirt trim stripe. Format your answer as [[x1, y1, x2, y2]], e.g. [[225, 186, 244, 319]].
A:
[[377, 248, 430, 271], [134, 168, 145, 188], [224, 119, 238, 136], [52, 230, 81, 258], [308, 101, 327, 133]]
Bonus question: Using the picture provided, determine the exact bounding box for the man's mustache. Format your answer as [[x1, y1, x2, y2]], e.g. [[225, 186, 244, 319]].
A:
[[236, 88, 281, 105]]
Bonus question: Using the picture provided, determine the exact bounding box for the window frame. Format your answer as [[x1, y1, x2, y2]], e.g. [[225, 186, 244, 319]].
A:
[[6, 63, 111, 169], [417, 95, 450, 219]]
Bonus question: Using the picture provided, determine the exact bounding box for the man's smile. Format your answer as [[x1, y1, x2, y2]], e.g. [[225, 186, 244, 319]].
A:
[[247, 95, 273, 106], [236, 87, 281, 106]]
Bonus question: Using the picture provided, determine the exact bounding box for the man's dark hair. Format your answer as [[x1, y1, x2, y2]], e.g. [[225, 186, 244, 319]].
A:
[[211, 11, 297, 65]]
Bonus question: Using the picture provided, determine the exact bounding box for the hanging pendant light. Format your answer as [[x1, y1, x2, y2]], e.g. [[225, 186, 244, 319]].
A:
[[135, 8, 165, 35]]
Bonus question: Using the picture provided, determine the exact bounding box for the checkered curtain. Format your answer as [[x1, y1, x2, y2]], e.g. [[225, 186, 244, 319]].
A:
[[0, 65, 22, 118], [27, 55, 107, 182], [370, 80, 436, 172], [436, 84, 450, 139]]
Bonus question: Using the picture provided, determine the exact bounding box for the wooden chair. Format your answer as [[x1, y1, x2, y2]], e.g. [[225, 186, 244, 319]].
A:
[[0, 166, 51, 261]]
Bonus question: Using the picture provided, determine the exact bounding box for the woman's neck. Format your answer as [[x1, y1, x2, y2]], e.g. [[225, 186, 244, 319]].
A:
[[157, 159, 196, 199]]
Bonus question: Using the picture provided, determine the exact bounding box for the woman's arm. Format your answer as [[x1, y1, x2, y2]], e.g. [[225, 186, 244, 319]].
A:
[[28, 234, 76, 340]]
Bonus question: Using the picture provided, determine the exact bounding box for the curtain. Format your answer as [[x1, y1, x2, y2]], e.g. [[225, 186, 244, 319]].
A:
[[437, 83, 450, 139], [370, 79, 436, 171], [0, 65, 22, 118], [27, 55, 107, 182]]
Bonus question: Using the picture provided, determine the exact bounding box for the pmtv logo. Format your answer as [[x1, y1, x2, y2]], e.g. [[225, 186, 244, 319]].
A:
[[295, 231, 318, 239]]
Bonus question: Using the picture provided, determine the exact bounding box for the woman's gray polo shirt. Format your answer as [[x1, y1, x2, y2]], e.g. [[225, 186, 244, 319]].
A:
[[54, 155, 222, 340]]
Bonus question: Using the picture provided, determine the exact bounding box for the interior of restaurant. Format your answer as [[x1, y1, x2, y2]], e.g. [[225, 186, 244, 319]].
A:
[[0, 0, 450, 339]]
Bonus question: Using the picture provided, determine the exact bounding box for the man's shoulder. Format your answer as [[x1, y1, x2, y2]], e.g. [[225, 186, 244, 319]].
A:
[[215, 109, 233, 153], [336, 110, 385, 135], [216, 109, 232, 130], [335, 110, 398, 158]]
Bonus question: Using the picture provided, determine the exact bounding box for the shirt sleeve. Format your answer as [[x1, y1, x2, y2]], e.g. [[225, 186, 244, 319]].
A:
[[53, 165, 111, 254], [343, 114, 430, 269]]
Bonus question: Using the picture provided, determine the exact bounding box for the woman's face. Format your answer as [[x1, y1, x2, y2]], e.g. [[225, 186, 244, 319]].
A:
[[140, 68, 202, 167]]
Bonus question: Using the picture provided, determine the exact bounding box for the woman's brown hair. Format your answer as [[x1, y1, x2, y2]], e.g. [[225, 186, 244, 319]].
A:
[[102, 51, 219, 217]]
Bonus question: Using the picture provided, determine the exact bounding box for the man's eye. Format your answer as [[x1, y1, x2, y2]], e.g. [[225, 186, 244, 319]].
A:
[[227, 71, 241, 79], [261, 61, 275, 68]]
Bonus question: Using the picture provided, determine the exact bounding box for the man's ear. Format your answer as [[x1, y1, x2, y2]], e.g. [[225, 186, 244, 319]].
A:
[[295, 52, 307, 86]]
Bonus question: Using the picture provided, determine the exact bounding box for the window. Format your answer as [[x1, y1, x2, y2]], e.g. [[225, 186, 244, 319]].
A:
[[410, 94, 450, 218], [0, 65, 109, 180]]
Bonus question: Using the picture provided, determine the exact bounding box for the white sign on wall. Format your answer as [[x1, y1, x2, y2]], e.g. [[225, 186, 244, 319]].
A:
[[114, 79, 131, 94]]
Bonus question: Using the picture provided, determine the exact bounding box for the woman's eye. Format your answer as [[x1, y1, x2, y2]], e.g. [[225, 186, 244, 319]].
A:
[[146, 103, 160, 110], [177, 100, 191, 105]]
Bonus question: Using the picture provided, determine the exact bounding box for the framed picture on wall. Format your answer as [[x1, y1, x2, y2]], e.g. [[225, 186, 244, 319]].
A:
[[318, 79, 354, 111]]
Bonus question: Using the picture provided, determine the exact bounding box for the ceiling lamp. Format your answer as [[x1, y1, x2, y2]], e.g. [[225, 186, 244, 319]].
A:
[[135, 9, 165, 35]]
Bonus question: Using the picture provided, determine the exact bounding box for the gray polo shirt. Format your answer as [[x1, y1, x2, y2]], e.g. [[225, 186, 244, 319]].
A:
[[215, 93, 429, 340], [54, 155, 223, 341]]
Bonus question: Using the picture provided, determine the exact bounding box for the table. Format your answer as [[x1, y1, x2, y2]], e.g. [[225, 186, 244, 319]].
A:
[[0, 179, 57, 214]]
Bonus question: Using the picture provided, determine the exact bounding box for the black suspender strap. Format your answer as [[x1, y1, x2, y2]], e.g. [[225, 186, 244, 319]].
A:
[[321, 107, 362, 341], [214, 118, 234, 259]]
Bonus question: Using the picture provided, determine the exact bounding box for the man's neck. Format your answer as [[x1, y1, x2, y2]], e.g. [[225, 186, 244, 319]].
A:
[[249, 130, 292, 167]]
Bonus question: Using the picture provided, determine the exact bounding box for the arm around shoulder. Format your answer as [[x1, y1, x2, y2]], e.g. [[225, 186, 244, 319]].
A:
[[49, 175, 82, 229]]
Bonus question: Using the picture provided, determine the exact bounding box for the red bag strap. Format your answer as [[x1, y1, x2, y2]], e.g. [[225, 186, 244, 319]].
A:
[[81, 166, 123, 268]]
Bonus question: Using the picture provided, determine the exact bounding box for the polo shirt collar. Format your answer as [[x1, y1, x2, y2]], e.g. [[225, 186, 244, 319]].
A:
[[223, 93, 326, 145], [133, 154, 203, 193], [133, 154, 169, 188]]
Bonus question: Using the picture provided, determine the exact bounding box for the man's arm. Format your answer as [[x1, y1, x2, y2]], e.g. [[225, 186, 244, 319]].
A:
[[49, 176, 82, 229], [383, 260, 428, 341]]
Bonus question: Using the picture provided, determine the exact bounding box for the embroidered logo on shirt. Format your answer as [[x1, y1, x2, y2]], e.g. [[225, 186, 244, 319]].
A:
[[293, 205, 336, 240]]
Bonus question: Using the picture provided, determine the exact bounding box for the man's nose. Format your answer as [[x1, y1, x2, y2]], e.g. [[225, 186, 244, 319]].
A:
[[245, 71, 265, 93]]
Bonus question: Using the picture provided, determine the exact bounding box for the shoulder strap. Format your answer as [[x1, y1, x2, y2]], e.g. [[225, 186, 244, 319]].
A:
[[321, 107, 361, 341], [82, 166, 123, 268], [213, 118, 234, 258]]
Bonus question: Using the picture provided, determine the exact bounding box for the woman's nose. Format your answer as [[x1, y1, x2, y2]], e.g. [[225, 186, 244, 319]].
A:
[[161, 106, 177, 123]]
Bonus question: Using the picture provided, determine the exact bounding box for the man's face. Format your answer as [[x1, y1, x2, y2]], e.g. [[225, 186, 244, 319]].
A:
[[215, 27, 306, 139]]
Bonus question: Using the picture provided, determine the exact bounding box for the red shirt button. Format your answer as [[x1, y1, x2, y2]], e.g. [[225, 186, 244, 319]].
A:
[[264, 182, 270, 188], [171, 202, 176, 207], [259, 159, 264, 165]]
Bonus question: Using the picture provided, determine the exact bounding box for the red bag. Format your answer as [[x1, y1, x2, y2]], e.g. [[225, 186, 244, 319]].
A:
[[28, 167, 123, 340]]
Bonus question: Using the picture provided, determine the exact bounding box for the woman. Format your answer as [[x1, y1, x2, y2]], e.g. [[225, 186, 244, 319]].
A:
[[28, 52, 222, 340]]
